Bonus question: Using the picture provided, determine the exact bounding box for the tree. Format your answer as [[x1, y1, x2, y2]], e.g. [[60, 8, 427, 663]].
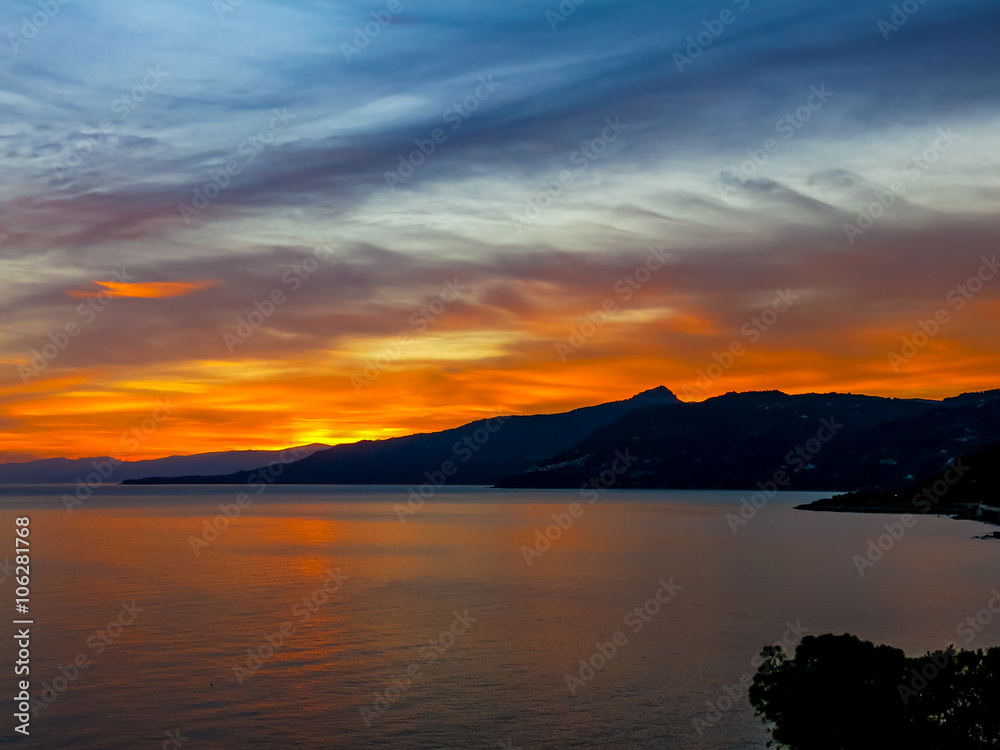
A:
[[749, 634, 1000, 749]]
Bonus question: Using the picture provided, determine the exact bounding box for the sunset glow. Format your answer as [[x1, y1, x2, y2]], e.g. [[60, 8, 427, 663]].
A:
[[68, 280, 220, 299], [2, 0, 998, 462]]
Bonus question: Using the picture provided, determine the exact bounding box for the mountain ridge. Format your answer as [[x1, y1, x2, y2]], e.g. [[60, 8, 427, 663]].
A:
[[496, 388, 1000, 492], [116, 387, 1000, 496], [122, 386, 682, 485], [0, 444, 330, 484]]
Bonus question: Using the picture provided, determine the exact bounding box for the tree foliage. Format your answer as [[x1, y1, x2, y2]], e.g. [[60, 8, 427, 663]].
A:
[[749, 633, 1000, 749]]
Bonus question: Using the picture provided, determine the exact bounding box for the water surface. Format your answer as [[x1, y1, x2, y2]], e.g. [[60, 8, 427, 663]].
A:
[[0, 485, 997, 749]]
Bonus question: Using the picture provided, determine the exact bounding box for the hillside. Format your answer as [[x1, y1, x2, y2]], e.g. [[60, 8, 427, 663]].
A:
[[122, 386, 681, 485], [0, 444, 330, 484], [495, 389, 1000, 492], [797, 441, 1000, 520]]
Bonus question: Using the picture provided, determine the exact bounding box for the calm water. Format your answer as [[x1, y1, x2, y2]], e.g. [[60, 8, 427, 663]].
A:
[[0, 485, 997, 749]]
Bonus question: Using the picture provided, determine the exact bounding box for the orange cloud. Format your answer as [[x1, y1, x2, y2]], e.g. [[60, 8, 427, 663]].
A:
[[5, 229, 999, 461], [3, 342, 999, 462], [68, 280, 219, 299]]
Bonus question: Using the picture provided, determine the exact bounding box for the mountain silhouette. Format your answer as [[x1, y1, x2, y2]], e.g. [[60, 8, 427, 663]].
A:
[[495, 388, 1000, 492], [120, 387, 1000, 495], [122, 386, 681, 485], [0, 444, 330, 484]]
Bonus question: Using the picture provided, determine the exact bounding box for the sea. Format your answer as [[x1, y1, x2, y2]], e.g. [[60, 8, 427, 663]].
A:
[[0, 484, 997, 749]]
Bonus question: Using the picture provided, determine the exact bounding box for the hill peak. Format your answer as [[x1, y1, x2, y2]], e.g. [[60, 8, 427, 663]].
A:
[[628, 385, 681, 404]]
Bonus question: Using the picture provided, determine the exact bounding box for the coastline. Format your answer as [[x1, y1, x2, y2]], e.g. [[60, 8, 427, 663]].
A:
[[795, 497, 1000, 535]]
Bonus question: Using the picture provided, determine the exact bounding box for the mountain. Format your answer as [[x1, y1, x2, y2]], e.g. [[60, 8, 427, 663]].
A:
[[119, 387, 1000, 492], [0, 445, 330, 484], [495, 389, 1000, 492], [796, 441, 1000, 519], [122, 386, 682, 485]]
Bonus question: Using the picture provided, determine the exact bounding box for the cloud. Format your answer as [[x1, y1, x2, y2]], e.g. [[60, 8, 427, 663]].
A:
[[68, 280, 220, 299], [2, 0, 999, 459]]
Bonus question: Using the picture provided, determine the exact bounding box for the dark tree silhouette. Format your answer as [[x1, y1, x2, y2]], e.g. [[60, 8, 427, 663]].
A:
[[749, 634, 1000, 749]]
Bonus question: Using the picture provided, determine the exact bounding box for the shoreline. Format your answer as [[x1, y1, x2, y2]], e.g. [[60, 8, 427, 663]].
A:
[[795, 500, 1000, 535]]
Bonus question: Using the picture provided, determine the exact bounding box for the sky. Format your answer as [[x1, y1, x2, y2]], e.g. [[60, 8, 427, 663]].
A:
[[1, 0, 999, 461]]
